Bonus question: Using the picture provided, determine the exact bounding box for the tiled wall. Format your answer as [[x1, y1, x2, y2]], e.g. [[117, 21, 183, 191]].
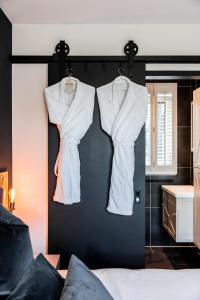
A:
[[145, 79, 200, 246]]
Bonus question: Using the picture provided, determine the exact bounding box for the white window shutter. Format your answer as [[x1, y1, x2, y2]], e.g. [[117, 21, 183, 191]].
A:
[[145, 93, 151, 166], [146, 83, 177, 175]]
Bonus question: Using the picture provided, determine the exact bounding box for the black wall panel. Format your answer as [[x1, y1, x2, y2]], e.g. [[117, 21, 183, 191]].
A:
[[0, 9, 12, 186], [48, 61, 146, 269]]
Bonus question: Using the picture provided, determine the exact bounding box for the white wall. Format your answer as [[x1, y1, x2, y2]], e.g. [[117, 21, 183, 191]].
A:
[[12, 24, 200, 254], [12, 64, 48, 254], [13, 24, 200, 55]]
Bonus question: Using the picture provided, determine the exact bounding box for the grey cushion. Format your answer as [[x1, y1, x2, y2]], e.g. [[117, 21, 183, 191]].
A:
[[0, 205, 33, 299], [7, 253, 64, 300], [60, 255, 113, 300]]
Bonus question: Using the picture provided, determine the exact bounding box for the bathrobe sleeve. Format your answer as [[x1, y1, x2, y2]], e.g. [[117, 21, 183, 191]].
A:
[[45, 84, 67, 125]]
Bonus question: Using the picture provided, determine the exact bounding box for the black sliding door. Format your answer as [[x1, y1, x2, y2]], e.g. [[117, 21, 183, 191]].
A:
[[48, 60, 146, 269]]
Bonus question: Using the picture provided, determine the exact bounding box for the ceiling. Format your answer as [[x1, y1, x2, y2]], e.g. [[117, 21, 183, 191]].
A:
[[1, 0, 200, 24]]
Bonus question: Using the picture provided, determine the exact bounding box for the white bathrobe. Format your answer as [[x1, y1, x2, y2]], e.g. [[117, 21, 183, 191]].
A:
[[97, 76, 148, 215], [45, 78, 95, 205]]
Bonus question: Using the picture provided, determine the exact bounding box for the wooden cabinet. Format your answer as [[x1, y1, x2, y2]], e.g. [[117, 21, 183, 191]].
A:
[[162, 185, 193, 243], [162, 191, 176, 240]]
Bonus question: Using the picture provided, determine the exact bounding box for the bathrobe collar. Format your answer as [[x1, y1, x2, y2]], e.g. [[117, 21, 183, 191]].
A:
[[111, 76, 132, 104], [111, 76, 136, 137], [60, 76, 82, 107], [59, 77, 83, 134]]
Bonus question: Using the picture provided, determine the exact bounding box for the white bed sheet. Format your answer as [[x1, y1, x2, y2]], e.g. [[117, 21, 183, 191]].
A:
[[58, 268, 200, 300]]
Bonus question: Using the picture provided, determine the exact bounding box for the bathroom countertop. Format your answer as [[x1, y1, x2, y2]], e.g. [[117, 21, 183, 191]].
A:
[[161, 185, 194, 198]]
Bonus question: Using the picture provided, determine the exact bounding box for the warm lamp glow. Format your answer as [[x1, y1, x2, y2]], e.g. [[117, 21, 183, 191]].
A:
[[9, 188, 15, 203], [9, 188, 16, 211]]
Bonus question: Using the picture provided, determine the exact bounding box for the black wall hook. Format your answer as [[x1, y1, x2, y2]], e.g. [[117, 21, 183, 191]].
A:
[[54, 39, 139, 80], [124, 40, 138, 80]]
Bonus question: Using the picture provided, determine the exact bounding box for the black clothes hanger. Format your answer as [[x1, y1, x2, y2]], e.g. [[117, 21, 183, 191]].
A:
[[66, 66, 74, 77], [118, 67, 126, 77]]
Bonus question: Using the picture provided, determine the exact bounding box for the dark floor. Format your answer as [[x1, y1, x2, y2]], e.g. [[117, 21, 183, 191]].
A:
[[145, 247, 200, 269], [60, 247, 200, 270]]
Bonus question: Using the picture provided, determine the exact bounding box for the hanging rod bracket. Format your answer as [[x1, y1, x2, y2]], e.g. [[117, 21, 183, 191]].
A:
[[55, 40, 70, 56], [124, 40, 138, 79], [55, 41, 70, 79], [124, 40, 138, 57]]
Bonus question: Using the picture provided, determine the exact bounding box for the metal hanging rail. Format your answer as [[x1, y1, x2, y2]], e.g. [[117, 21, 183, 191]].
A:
[[10, 55, 200, 64], [10, 40, 200, 64]]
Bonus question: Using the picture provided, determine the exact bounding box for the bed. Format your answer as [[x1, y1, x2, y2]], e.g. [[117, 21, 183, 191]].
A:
[[1, 205, 200, 300], [59, 268, 200, 300]]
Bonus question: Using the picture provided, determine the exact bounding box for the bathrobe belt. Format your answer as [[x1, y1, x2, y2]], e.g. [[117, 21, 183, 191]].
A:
[[54, 134, 80, 176]]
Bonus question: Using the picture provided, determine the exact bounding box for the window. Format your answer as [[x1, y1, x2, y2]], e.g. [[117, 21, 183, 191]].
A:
[[146, 83, 177, 175]]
